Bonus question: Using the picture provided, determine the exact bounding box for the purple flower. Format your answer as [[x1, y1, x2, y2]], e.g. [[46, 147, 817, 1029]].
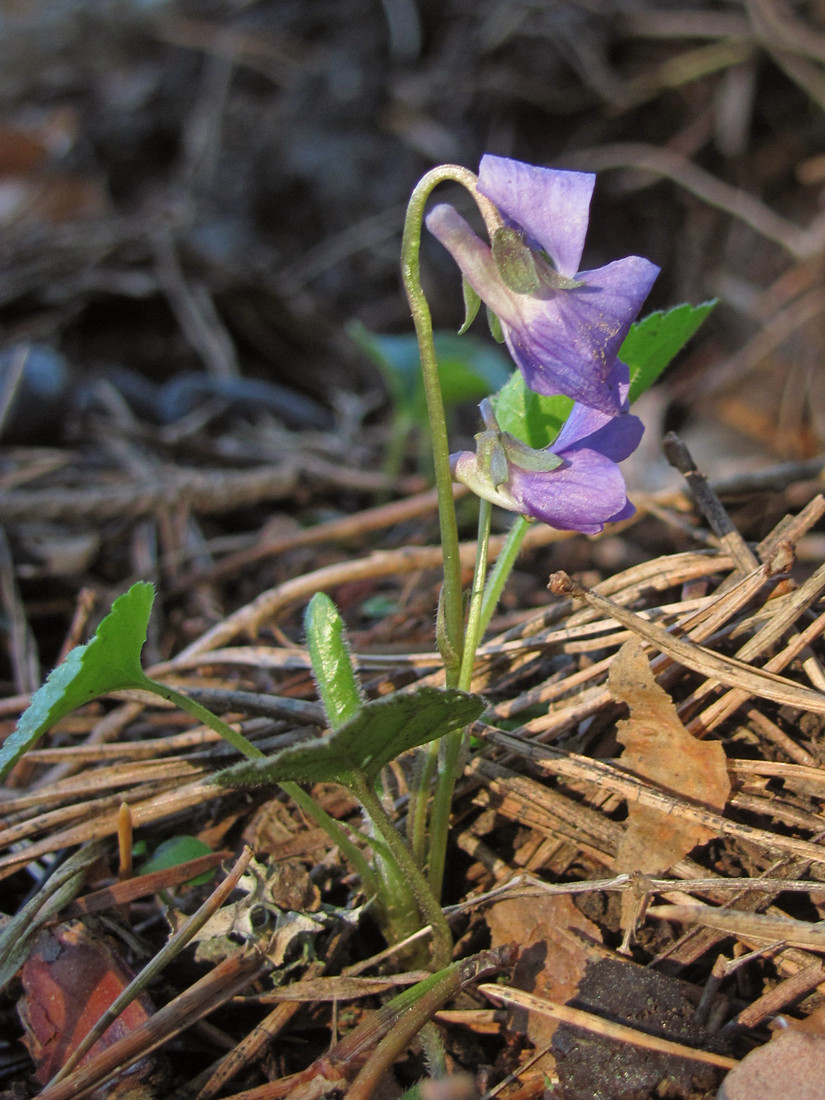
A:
[[426, 155, 660, 415], [451, 382, 643, 533]]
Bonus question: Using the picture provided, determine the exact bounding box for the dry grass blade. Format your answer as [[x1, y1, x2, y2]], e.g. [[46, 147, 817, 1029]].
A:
[[548, 571, 825, 713], [476, 985, 738, 1070], [572, 142, 825, 257], [478, 728, 825, 870], [648, 903, 825, 952]]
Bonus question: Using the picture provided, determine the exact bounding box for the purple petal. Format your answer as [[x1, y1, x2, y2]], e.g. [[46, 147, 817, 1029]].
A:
[[504, 256, 659, 414], [609, 358, 632, 411], [508, 447, 632, 533], [554, 404, 644, 463], [478, 156, 595, 278], [607, 497, 637, 524]]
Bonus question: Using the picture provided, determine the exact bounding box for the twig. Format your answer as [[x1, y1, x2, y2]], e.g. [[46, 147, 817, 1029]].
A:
[[548, 570, 825, 714], [44, 847, 256, 1088], [477, 984, 737, 1070]]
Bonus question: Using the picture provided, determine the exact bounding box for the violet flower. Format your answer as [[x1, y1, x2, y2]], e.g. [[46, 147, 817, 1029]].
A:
[[426, 155, 660, 415], [451, 376, 643, 534]]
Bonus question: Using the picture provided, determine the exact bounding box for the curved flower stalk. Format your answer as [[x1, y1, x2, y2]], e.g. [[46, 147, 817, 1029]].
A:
[[451, 380, 643, 534], [426, 155, 660, 415]]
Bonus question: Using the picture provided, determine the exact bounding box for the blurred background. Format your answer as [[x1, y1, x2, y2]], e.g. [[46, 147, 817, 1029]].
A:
[[2, 0, 825, 663], [3, 0, 824, 444]]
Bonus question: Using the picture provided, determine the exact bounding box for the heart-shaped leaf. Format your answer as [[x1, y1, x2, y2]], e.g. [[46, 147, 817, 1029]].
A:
[[491, 369, 572, 449], [213, 686, 485, 790], [0, 582, 155, 780], [622, 300, 716, 403]]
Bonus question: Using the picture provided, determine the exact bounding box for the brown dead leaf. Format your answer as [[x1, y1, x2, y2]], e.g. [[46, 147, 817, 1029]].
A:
[[608, 639, 731, 875], [487, 894, 602, 1054], [718, 1029, 825, 1100], [775, 1005, 825, 1037], [17, 919, 158, 1090]]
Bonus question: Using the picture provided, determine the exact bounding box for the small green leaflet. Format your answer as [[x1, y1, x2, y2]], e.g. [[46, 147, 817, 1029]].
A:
[[350, 322, 511, 420], [0, 582, 155, 780], [139, 836, 216, 886], [459, 277, 482, 334], [213, 687, 485, 790], [622, 299, 716, 404], [304, 591, 363, 730], [491, 370, 573, 449]]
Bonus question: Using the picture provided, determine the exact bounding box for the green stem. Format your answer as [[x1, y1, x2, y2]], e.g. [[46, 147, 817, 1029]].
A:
[[478, 513, 531, 636], [407, 745, 438, 867], [345, 949, 511, 1100], [458, 498, 492, 691], [426, 499, 492, 899], [351, 771, 453, 969], [280, 780, 379, 897], [145, 677, 381, 898], [142, 677, 264, 760], [401, 165, 508, 902], [400, 164, 498, 684]]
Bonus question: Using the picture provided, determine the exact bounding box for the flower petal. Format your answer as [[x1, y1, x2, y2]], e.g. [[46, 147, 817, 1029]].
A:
[[503, 255, 660, 413], [554, 401, 644, 462], [508, 446, 632, 533], [478, 156, 595, 278]]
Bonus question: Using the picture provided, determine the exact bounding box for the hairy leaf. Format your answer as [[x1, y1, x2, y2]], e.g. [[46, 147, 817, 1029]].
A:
[[305, 592, 363, 729], [213, 686, 485, 790]]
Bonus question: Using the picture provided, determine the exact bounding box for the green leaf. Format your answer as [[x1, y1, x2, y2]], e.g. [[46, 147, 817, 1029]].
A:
[[349, 322, 511, 423], [492, 227, 543, 294], [491, 370, 573, 450], [459, 277, 482, 335], [139, 836, 216, 886], [213, 687, 485, 790], [622, 300, 716, 404], [0, 582, 155, 780], [305, 592, 363, 730], [500, 433, 565, 472], [486, 307, 505, 344]]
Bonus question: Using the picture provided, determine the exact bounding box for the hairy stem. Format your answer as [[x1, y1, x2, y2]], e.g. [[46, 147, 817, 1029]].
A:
[[400, 163, 498, 684], [143, 678, 264, 760], [427, 498, 492, 897], [458, 498, 493, 690], [478, 512, 531, 636], [146, 678, 382, 898], [352, 771, 453, 969], [407, 744, 438, 868]]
